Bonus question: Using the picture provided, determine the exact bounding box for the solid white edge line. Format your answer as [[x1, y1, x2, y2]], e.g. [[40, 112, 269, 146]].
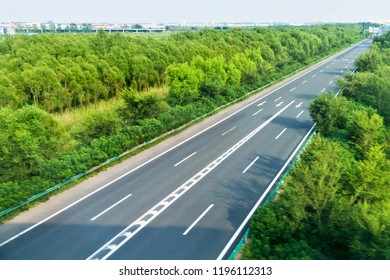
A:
[[275, 128, 287, 140], [242, 156, 260, 174], [0, 40, 364, 248], [174, 152, 197, 167], [183, 204, 214, 236], [90, 193, 132, 221], [216, 123, 317, 260]]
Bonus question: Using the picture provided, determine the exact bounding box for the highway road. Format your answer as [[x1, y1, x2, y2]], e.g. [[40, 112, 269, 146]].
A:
[[0, 40, 371, 260]]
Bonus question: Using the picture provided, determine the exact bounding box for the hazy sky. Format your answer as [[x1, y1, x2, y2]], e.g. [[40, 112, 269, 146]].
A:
[[1, 0, 389, 23]]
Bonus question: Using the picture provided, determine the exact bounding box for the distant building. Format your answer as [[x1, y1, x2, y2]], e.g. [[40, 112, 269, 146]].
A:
[[0, 26, 8, 36], [289, 22, 306, 26], [369, 26, 381, 34], [0, 23, 16, 36]]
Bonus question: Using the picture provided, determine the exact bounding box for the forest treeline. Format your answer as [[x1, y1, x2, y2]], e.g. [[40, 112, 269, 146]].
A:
[[242, 33, 390, 260], [0, 25, 362, 111], [0, 25, 363, 215]]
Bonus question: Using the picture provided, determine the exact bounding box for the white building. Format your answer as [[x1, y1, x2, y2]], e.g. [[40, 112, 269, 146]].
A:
[[0, 23, 16, 36], [369, 26, 381, 34]]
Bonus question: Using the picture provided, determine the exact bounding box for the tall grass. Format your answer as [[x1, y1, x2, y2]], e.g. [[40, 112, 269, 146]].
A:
[[53, 86, 169, 128], [53, 97, 124, 127]]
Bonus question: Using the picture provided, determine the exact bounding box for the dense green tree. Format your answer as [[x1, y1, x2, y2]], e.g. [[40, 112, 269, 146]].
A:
[[21, 66, 61, 111], [346, 109, 385, 159], [194, 56, 227, 98], [72, 110, 122, 144], [121, 88, 162, 122], [347, 145, 390, 203], [0, 73, 20, 108], [165, 62, 201, 105], [310, 92, 348, 136], [225, 62, 241, 86], [348, 201, 390, 259], [79, 61, 105, 106], [280, 136, 347, 236], [339, 68, 390, 125], [232, 53, 259, 85], [0, 106, 74, 182], [129, 55, 158, 91], [355, 46, 381, 72]]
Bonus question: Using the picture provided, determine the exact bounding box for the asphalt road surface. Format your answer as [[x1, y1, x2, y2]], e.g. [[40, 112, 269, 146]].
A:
[[0, 40, 371, 260]]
